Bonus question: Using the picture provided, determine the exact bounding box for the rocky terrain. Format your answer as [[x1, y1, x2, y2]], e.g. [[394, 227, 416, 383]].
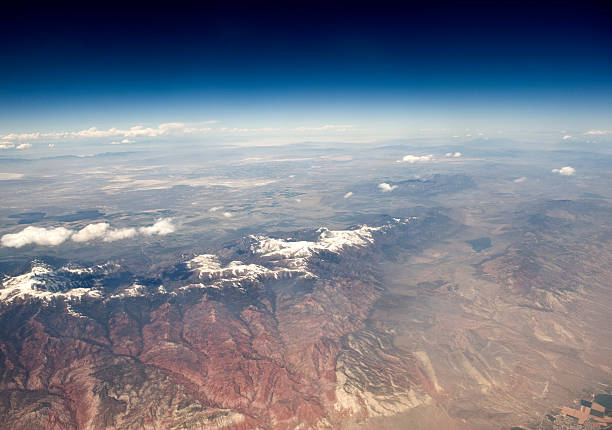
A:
[[0, 212, 456, 429], [367, 199, 612, 429], [1, 197, 611, 430]]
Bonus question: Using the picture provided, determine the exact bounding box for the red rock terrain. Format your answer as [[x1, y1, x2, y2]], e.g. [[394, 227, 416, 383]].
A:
[[0, 216, 450, 429]]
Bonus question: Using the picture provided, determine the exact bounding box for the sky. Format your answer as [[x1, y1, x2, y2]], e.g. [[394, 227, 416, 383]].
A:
[[1, 0, 611, 137]]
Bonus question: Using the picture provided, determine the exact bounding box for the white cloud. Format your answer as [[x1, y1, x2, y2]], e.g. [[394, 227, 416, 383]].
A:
[[183, 127, 213, 134], [562, 135, 572, 140], [209, 206, 222, 212], [343, 191, 353, 199], [396, 154, 434, 163], [219, 127, 279, 133], [72, 223, 110, 242], [294, 124, 355, 132], [223, 212, 233, 218], [0, 173, 24, 180], [584, 130, 609, 135], [103, 228, 138, 242], [552, 166, 575, 176], [0, 142, 14, 149], [3, 120, 367, 146], [445, 152, 462, 157], [16, 143, 32, 149], [109, 139, 130, 145], [157, 122, 185, 133], [48, 143, 55, 148], [378, 183, 398, 192], [1, 219, 177, 248], [74, 124, 180, 139], [513, 176, 527, 183], [1, 121, 217, 142], [1, 132, 41, 141], [139, 218, 175, 236], [1, 226, 73, 248]]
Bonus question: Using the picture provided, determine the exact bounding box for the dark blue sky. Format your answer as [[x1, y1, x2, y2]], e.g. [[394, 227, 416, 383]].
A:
[[2, 0, 611, 131]]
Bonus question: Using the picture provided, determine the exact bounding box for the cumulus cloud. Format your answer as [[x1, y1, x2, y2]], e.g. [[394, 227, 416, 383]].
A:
[[0, 173, 24, 180], [3, 120, 366, 146], [1, 226, 73, 248], [1, 121, 218, 143], [222, 212, 233, 218], [343, 191, 353, 199], [48, 143, 55, 148], [111, 139, 135, 145], [103, 228, 138, 242], [72, 223, 110, 242], [219, 127, 279, 133], [209, 206, 222, 212], [584, 130, 609, 135], [396, 154, 434, 163], [16, 143, 32, 149], [72, 221, 173, 242], [294, 124, 355, 132], [378, 183, 398, 192], [562, 135, 573, 140], [513, 176, 527, 183], [552, 166, 575, 176], [1, 219, 176, 248], [72, 123, 185, 139], [0, 142, 15, 149], [445, 152, 462, 157], [138, 218, 175, 235]]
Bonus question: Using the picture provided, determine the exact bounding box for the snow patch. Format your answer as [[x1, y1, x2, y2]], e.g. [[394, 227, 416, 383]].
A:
[[249, 224, 386, 276], [0, 261, 103, 304], [186, 254, 286, 290]]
